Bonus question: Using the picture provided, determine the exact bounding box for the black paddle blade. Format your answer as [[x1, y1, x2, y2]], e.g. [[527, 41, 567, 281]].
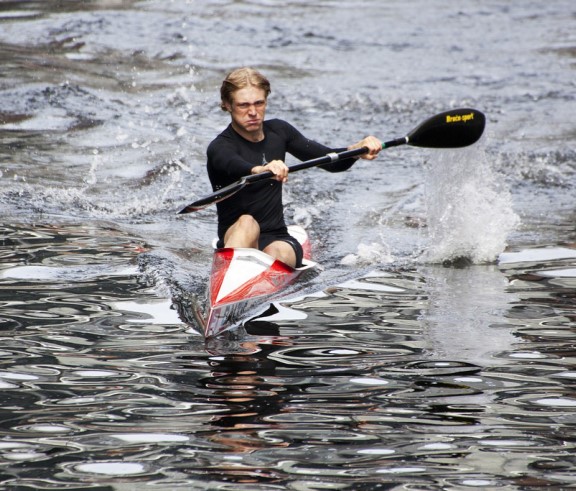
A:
[[178, 177, 247, 214], [407, 108, 485, 148]]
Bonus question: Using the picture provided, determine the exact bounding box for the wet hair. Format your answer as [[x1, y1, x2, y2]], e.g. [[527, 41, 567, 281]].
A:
[[220, 67, 271, 111]]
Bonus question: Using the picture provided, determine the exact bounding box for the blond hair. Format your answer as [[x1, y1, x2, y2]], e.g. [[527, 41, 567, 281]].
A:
[[220, 67, 271, 111]]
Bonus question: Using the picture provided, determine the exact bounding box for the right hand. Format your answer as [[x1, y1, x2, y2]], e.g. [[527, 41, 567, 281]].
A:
[[251, 159, 289, 183]]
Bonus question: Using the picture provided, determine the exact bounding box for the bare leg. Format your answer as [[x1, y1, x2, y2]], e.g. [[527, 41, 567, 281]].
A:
[[263, 240, 297, 268], [223, 215, 260, 248], [224, 215, 297, 267]]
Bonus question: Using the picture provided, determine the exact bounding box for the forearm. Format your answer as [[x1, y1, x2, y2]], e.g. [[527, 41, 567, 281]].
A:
[[319, 147, 357, 172]]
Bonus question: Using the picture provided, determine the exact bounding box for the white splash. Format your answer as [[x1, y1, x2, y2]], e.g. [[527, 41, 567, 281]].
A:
[[341, 242, 394, 266], [421, 143, 519, 264]]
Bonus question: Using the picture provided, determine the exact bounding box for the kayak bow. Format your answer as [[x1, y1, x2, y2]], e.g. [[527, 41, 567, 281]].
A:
[[200, 225, 317, 338]]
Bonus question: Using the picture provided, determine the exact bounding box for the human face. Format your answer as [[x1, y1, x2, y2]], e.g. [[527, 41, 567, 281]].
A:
[[227, 86, 267, 142]]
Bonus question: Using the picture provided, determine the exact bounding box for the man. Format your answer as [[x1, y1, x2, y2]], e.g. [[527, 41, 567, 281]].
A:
[[207, 67, 382, 268]]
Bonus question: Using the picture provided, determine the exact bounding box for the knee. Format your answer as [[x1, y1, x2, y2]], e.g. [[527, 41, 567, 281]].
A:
[[236, 215, 260, 235], [224, 215, 260, 248]]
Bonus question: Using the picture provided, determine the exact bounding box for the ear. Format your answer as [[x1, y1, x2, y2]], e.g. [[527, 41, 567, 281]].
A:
[[223, 102, 232, 113]]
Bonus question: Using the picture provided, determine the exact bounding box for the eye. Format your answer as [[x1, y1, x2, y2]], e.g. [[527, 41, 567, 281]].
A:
[[234, 100, 266, 110]]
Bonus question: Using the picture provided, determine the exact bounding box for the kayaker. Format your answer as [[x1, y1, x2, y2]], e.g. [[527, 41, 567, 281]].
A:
[[207, 67, 382, 268]]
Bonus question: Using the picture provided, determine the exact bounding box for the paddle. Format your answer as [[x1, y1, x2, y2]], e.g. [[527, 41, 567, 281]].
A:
[[178, 107, 485, 214]]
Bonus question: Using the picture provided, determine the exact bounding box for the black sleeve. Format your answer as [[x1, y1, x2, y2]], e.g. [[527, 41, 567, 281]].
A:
[[280, 121, 358, 173], [207, 137, 254, 185]]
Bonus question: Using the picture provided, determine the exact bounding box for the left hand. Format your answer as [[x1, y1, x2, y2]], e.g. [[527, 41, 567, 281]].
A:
[[348, 136, 382, 160], [251, 159, 289, 182]]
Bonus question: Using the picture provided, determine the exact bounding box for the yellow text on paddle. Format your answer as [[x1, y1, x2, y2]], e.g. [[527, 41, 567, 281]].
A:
[[446, 112, 475, 123]]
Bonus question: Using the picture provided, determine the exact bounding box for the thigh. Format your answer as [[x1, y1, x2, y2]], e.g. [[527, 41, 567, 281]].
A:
[[262, 240, 297, 267], [259, 230, 303, 268]]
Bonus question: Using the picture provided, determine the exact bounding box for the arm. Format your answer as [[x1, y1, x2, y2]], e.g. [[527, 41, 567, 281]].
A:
[[318, 135, 383, 171], [207, 140, 254, 183], [280, 120, 382, 173]]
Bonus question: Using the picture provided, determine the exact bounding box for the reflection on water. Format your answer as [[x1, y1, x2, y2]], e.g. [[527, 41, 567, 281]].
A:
[[0, 223, 574, 488], [0, 0, 574, 488]]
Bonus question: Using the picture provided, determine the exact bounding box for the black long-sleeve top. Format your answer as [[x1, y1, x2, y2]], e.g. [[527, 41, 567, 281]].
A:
[[207, 119, 357, 240]]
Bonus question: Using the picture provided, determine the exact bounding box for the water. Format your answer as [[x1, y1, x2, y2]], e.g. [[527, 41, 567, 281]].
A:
[[0, 0, 575, 489]]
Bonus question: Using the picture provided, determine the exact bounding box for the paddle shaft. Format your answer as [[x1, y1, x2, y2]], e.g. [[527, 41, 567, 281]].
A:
[[241, 145, 383, 185], [178, 142, 406, 213], [178, 108, 485, 213]]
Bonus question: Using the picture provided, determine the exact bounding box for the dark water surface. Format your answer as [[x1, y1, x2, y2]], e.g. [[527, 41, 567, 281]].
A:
[[0, 0, 575, 489]]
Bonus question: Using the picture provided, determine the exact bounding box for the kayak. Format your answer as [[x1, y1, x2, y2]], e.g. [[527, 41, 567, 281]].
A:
[[199, 225, 317, 338]]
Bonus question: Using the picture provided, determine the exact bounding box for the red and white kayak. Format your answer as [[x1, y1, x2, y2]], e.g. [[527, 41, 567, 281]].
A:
[[199, 225, 317, 338]]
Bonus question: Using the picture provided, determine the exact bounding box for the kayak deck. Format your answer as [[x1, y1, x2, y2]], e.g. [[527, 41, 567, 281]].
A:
[[200, 225, 317, 338]]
